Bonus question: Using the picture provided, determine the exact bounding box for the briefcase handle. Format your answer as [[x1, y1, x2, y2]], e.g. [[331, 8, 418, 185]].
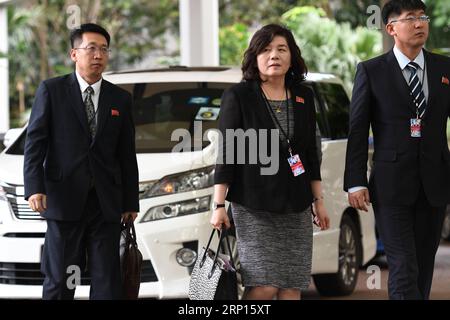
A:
[[123, 221, 139, 248]]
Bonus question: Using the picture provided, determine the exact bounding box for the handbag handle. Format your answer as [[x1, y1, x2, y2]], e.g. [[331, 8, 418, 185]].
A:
[[199, 228, 218, 268], [199, 227, 236, 279], [218, 228, 235, 267]]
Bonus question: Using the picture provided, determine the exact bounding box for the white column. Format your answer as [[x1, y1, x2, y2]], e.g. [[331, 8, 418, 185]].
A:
[[0, 5, 9, 133], [179, 0, 219, 66]]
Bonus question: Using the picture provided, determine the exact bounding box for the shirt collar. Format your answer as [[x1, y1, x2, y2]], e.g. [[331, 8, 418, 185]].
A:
[[393, 46, 425, 71], [75, 71, 102, 95]]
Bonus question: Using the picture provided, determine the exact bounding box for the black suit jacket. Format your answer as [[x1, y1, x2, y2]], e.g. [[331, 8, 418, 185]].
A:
[[344, 49, 450, 206], [24, 72, 139, 222], [214, 80, 321, 213]]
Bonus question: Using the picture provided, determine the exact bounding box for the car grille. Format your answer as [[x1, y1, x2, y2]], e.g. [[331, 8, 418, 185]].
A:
[[1, 182, 43, 220], [0, 260, 158, 285]]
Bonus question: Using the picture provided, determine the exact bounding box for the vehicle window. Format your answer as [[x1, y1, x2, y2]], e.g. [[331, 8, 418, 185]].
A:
[[4, 83, 234, 155], [5, 130, 26, 155], [315, 82, 350, 139], [124, 82, 234, 153], [7, 81, 348, 155], [302, 82, 323, 164], [302, 82, 325, 137]]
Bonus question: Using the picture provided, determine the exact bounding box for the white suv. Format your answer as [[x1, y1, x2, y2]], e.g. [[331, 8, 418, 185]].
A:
[[0, 67, 376, 298]]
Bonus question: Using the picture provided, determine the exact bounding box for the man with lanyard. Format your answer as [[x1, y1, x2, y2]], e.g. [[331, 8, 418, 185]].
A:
[[344, 0, 450, 299]]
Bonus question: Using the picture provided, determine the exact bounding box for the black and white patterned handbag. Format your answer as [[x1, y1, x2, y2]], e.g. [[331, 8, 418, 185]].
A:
[[188, 228, 238, 300]]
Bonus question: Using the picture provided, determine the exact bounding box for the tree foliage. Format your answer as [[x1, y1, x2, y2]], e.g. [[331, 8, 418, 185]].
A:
[[218, 6, 382, 90], [331, 0, 380, 28], [282, 6, 382, 90], [425, 0, 450, 51], [7, 0, 179, 126], [219, 23, 249, 66], [219, 0, 330, 26], [5, 0, 448, 127]]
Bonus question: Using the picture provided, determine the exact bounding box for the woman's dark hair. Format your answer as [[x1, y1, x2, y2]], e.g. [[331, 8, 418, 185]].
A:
[[382, 0, 427, 25], [242, 24, 307, 85], [70, 23, 111, 48]]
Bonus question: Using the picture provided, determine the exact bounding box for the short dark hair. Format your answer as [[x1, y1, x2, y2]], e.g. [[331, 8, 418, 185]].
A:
[[382, 0, 427, 25], [70, 23, 111, 48], [242, 24, 307, 85]]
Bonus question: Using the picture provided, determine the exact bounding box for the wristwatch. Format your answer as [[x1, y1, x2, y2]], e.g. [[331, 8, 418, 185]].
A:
[[213, 202, 225, 210]]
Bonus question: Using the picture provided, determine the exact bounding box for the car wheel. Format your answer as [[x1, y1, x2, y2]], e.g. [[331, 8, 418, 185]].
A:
[[441, 205, 450, 241], [313, 214, 362, 296]]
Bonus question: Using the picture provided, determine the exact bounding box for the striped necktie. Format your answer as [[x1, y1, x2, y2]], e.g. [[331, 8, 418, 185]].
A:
[[406, 62, 427, 117], [84, 86, 96, 139]]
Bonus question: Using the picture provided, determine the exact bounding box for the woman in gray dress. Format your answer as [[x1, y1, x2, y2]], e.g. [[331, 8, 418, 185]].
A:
[[211, 24, 330, 300]]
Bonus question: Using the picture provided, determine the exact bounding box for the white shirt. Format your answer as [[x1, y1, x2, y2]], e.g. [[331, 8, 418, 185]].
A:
[[75, 71, 102, 115], [393, 46, 429, 101], [348, 46, 428, 194]]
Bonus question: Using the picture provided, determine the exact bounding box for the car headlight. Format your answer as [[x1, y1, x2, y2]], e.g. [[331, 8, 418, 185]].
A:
[[0, 184, 7, 224], [141, 195, 211, 222], [0, 184, 7, 202], [139, 166, 215, 200]]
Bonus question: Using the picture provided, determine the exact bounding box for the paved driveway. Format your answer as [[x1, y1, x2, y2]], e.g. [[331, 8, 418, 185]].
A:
[[304, 241, 450, 300]]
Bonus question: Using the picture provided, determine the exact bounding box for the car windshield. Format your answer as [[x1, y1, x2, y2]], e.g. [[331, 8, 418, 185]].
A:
[[4, 79, 348, 155], [127, 82, 232, 153], [5, 81, 234, 155]]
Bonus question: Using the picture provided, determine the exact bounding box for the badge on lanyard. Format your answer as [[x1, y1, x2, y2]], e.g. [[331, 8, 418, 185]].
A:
[[410, 118, 422, 138], [288, 154, 305, 177]]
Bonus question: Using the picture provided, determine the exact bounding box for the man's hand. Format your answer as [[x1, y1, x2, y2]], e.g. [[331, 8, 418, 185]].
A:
[[28, 193, 47, 213], [348, 189, 371, 212], [122, 212, 138, 223]]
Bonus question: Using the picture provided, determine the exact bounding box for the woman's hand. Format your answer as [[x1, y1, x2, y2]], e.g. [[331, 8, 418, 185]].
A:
[[312, 200, 330, 231], [210, 207, 231, 230]]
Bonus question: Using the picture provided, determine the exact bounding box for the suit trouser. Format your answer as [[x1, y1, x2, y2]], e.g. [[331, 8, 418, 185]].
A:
[[374, 186, 445, 300], [41, 189, 122, 300]]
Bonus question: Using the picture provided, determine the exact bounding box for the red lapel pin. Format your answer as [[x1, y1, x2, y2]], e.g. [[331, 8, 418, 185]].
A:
[[296, 96, 305, 104], [442, 76, 449, 85], [111, 109, 120, 116]]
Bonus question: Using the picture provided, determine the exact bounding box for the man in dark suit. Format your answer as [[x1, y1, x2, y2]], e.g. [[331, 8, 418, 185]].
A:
[[24, 23, 139, 300], [344, 0, 450, 299]]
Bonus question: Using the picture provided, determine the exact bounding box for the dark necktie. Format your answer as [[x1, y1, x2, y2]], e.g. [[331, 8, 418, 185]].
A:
[[84, 86, 96, 139], [406, 62, 427, 117]]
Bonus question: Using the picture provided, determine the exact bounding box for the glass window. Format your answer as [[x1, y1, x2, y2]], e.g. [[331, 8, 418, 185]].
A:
[[316, 82, 350, 139], [126, 82, 233, 153], [7, 82, 233, 155], [5, 130, 26, 155], [303, 82, 325, 138]]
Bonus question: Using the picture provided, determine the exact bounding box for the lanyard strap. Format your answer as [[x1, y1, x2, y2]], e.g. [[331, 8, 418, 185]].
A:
[[260, 86, 294, 155]]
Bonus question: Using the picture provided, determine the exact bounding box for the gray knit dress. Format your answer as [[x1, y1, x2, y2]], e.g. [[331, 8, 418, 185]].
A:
[[231, 99, 313, 290]]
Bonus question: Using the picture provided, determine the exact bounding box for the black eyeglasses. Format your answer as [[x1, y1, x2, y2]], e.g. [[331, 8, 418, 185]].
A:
[[74, 45, 111, 55], [389, 15, 430, 24]]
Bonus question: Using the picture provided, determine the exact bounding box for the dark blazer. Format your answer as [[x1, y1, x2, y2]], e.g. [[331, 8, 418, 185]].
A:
[[344, 49, 450, 207], [24, 72, 139, 222], [214, 80, 321, 213]]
